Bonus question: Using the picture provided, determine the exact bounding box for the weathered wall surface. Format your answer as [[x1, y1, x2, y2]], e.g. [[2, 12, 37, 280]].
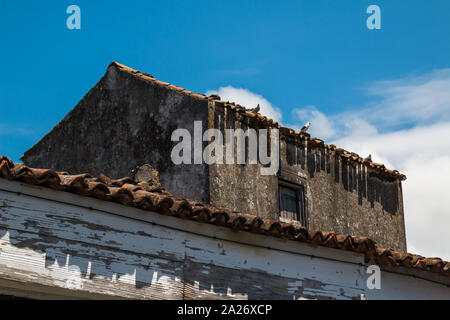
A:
[[280, 138, 406, 251], [208, 103, 279, 219], [21, 64, 406, 250], [208, 102, 406, 251], [22, 65, 210, 202], [1, 179, 448, 300]]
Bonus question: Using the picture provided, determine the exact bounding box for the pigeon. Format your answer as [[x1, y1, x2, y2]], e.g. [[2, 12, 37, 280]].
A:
[[208, 94, 221, 100], [250, 104, 260, 113], [364, 154, 372, 162], [300, 122, 311, 133]]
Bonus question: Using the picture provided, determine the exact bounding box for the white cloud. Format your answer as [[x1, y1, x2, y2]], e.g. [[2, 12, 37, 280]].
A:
[[205, 86, 283, 123], [286, 107, 380, 145], [357, 68, 450, 129], [341, 118, 379, 139], [291, 105, 337, 140]]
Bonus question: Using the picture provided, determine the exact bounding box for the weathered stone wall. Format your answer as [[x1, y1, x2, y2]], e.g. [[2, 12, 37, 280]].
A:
[[208, 103, 279, 219], [208, 102, 406, 251], [279, 138, 406, 251], [22, 64, 210, 202], [21, 64, 406, 251]]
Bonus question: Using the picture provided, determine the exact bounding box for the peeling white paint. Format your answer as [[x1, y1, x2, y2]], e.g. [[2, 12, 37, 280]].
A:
[[0, 179, 449, 299]]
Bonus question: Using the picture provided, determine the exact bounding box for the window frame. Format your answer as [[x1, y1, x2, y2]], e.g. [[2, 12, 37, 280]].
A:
[[278, 180, 307, 227]]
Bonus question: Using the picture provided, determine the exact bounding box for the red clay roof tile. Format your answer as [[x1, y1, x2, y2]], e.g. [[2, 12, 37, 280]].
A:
[[0, 156, 444, 278]]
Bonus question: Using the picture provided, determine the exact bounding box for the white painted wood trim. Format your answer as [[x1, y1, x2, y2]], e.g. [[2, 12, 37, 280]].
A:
[[0, 178, 364, 265]]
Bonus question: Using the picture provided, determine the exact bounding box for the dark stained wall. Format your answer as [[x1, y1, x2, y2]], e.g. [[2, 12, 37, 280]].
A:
[[208, 102, 406, 251], [280, 138, 406, 251], [22, 64, 210, 203], [208, 103, 279, 219]]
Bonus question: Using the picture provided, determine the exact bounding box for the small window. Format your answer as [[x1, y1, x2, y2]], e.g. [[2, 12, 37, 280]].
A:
[[279, 184, 305, 225]]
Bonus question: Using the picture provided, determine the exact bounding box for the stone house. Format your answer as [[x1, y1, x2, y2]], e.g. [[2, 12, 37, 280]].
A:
[[22, 62, 406, 251]]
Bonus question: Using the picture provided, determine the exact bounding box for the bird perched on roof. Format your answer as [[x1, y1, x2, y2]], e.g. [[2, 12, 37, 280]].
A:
[[208, 94, 221, 100], [250, 104, 260, 113], [300, 122, 311, 133], [364, 154, 372, 162]]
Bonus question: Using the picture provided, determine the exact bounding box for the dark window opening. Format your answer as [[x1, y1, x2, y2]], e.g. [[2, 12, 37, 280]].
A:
[[279, 184, 306, 226]]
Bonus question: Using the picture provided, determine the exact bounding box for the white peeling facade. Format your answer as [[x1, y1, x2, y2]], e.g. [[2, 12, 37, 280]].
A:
[[0, 178, 449, 300]]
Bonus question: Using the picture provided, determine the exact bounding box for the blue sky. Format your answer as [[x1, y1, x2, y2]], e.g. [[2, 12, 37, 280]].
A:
[[1, 1, 450, 259], [1, 1, 449, 161]]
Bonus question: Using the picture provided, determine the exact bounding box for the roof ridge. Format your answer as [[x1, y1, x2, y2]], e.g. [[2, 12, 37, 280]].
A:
[[109, 61, 209, 101], [0, 156, 445, 277], [108, 61, 405, 180]]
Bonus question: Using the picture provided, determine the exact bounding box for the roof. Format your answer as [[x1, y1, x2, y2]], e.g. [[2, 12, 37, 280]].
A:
[[109, 62, 406, 181], [0, 156, 446, 279]]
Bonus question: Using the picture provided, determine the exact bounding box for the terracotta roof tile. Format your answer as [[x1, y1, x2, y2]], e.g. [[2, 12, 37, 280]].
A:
[[375, 248, 450, 274], [109, 62, 209, 101], [0, 156, 444, 278]]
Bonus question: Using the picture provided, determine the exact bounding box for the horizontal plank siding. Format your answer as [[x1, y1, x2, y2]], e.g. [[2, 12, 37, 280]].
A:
[[1, 179, 448, 299], [0, 182, 367, 299]]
